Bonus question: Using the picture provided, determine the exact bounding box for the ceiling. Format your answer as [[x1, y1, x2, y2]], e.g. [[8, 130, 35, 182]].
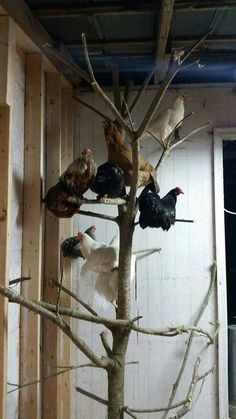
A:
[[22, 1, 236, 86]]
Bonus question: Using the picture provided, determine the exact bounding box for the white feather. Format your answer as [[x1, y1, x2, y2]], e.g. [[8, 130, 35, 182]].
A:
[[79, 233, 107, 259], [145, 96, 186, 143]]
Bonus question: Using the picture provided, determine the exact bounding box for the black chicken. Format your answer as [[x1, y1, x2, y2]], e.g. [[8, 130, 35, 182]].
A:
[[44, 182, 79, 218], [61, 225, 96, 259], [139, 185, 184, 230], [90, 161, 126, 199]]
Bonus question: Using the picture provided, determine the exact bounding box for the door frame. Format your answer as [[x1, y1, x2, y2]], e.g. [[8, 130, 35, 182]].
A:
[[214, 128, 236, 419]]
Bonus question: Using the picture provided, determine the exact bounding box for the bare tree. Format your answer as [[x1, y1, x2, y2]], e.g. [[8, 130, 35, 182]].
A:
[[0, 30, 218, 419]]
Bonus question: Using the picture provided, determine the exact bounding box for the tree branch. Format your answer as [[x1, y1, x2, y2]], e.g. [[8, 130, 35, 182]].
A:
[[69, 196, 127, 206], [28, 299, 215, 343], [76, 385, 108, 406], [9, 276, 31, 286], [0, 284, 109, 369], [168, 358, 215, 419], [77, 209, 119, 224], [100, 331, 112, 356], [51, 279, 99, 317], [72, 95, 112, 121], [7, 362, 96, 395], [161, 263, 217, 419], [155, 122, 210, 173], [81, 33, 133, 140], [135, 30, 211, 139]]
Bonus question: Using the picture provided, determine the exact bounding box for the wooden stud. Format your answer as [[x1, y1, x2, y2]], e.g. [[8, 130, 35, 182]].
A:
[[56, 87, 74, 419], [0, 105, 11, 419], [0, 16, 15, 419], [19, 53, 44, 419], [42, 73, 61, 419]]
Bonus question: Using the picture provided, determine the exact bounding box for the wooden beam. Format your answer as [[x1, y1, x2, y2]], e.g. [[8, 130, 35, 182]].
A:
[[154, 0, 175, 83], [0, 16, 15, 419], [32, 0, 236, 18], [42, 73, 61, 419], [19, 53, 44, 419], [0, 0, 83, 85], [65, 35, 236, 50], [56, 87, 74, 419]]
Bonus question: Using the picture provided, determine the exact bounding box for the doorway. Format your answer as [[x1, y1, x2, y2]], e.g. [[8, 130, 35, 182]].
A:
[[223, 140, 236, 325]]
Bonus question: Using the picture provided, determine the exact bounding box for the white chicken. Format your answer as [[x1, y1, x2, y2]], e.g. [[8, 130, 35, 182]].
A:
[[145, 93, 189, 145], [80, 232, 136, 309], [76, 231, 107, 259], [81, 232, 119, 276]]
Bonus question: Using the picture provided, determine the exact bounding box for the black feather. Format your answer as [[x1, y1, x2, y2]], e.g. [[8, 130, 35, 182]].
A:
[[90, 162, 126, 198], [139, 188, 181, 231], [61, 225, 97, 259]]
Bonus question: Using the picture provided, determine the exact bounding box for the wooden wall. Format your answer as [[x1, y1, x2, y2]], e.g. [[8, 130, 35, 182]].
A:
[[7, 46, 25, 419], [70, 87, 236, 419], [0, 17, 74, 419]]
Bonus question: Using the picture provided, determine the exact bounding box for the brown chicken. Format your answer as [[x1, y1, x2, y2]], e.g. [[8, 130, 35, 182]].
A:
[[44, 182, 79, 218], [59, 148, 97, 197], [103, 120, 159, 191]]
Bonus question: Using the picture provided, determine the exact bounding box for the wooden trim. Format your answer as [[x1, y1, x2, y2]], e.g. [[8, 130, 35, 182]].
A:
[[56, 87, 74, 419], [213, 127, 234, 419], [19, 52, 44, 419], [42, 73, 61, 419]]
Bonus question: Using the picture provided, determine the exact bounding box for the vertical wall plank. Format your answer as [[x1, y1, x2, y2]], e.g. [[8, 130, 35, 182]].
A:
[[0, 106, 11, 419], [0, 16, 15, 419], [56, 88, 73, 419], [19, 53, 44, 419], [42, 73, 61, 419]]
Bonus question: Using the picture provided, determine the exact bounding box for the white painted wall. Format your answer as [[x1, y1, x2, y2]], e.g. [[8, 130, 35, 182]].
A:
[[70, 87, 236, 419], [7, 46, 25, 418]]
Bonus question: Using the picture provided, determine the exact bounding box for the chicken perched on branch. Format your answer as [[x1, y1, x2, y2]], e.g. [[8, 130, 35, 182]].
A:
[[77, 231, 107, 259], [61, 225, 96, 259], [90, 161, 126, 199], [139, 184, 184, 230], [145, 94, 190, 146], [104, 120, 159, 191], [59, 148, 97, 197], [44, 182, 79, 218]]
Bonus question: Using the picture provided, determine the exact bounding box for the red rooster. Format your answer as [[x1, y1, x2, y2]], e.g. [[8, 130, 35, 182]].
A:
[[59, 148, 97, 197]]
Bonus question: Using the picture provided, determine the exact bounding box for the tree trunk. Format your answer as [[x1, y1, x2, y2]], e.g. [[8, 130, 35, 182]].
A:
[[106, 207, 134, 418], [107, 329, 130, 419]]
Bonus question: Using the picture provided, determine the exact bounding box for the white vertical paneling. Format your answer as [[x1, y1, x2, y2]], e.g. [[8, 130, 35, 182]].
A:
[[7, 46, 25, 419], [70, 87, 236, 419]]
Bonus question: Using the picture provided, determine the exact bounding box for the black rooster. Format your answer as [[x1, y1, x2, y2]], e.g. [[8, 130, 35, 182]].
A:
[[139, 185, 184, 230], [90, 161, 126, 199], [61, 225, 96, 259]]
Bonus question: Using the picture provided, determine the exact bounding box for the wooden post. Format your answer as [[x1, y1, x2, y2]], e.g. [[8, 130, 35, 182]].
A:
[[19, 53, 44, 419], [0, 16, 15, 419], [42, 73, 61, 419], [56, 87, 74, 419]]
